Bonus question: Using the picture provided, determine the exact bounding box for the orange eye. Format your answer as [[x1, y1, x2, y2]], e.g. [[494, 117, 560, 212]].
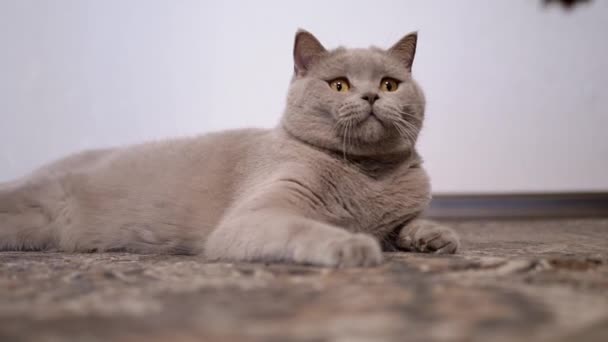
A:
[[328, 77, 350, 92], [380, 77, 400, 92]]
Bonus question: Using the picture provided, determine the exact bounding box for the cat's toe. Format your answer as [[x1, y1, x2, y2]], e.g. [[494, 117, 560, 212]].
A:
[[325, 233, 383, 267], [417, 228, 459, 254], [434, 241, 458, 254], [398, 220, 460, 254]]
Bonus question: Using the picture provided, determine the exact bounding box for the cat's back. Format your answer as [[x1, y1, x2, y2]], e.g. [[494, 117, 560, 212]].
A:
[[22, 128, 271, 226], [77, 128, 270, 193], [30, 128, 269, 182]]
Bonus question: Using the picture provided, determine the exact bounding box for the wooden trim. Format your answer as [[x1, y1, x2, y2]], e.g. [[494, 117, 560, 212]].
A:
[[424, 192, 608, 219]]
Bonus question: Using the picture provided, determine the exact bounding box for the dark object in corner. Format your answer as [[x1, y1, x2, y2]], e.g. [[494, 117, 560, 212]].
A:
[[543, 0, 591, 10]]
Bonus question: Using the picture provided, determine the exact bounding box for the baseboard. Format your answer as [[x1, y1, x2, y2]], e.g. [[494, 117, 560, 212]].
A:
[[424, 192, 608, 219]]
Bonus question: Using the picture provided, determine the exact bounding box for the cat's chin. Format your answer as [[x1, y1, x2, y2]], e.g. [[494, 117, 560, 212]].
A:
[[341, 127, 411, 156], [354, 116, 391, 144]]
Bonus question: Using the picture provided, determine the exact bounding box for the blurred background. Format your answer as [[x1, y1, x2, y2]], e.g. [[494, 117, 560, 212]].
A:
[[1, 0, 606, 194]]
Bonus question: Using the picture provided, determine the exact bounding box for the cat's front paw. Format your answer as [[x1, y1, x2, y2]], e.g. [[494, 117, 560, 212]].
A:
[[296, 233, 383, 267], [397, 219, 460, 254]]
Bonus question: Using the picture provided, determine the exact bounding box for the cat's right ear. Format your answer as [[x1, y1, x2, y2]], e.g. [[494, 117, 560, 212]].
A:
[[389, 32, 418, 72], [293, 29, 327, 76]]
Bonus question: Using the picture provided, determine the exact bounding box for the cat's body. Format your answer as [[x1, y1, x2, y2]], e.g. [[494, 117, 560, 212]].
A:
[[0, 30, 459, 267]]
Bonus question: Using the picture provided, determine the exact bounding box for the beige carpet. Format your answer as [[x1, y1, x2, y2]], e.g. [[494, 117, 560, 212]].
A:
[[1, 219, 607, 342]]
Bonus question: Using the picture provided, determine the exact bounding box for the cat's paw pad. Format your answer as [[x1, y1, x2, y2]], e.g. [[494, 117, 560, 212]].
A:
[[397, 220, 460, 254]]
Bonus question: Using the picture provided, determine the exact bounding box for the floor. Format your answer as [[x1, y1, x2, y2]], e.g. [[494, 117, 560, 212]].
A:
[[1, 219, 607, 342]]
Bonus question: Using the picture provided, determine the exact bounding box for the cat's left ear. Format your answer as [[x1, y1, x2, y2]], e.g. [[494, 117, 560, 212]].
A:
[[293, 29, 327, 76], [389, 32, 418, 72]]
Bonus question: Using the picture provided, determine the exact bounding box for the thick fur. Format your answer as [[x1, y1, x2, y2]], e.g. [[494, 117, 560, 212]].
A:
[[0, 30, 459, 267]]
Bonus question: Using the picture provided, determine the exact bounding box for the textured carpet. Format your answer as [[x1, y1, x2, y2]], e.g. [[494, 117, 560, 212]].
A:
[[1, 219, 607, 342]]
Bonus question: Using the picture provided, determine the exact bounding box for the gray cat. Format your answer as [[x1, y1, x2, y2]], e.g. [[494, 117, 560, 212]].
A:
[[0, 30, 459, 267]]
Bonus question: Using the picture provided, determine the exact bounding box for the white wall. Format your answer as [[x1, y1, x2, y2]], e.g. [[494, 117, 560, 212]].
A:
[[1, 0, 607, 193]]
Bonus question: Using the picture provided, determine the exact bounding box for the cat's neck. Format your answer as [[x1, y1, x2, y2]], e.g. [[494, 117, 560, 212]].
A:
[[277, 124, 418, 175]]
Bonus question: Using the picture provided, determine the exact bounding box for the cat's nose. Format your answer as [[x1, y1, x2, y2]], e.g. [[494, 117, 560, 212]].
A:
[[361, 92, 379, 105]]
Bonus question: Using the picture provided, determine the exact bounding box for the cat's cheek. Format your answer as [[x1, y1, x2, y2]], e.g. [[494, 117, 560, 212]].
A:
[[335, 101, 364, 119]]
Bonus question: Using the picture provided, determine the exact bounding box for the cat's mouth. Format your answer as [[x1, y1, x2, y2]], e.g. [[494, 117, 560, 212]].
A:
[[366, 111, 385, 127]]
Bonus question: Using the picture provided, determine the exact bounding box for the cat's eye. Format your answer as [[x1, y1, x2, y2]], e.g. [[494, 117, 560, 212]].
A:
[[380, 77, 400, 92], [328, 78, 350, 92]]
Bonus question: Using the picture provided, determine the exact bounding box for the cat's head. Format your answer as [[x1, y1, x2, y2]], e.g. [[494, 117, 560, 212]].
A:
[[281, 30, 425, 157]]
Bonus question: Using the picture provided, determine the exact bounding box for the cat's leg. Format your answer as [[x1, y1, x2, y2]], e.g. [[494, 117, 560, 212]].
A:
[[205, 210, 382, 267], [395, 218, 460, 254], [0, 149, 114, 251], [0, 178, 66, 251]]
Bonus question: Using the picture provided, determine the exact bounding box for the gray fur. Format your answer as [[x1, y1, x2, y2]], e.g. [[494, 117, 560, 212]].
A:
[[0, 30, 459, 267]]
